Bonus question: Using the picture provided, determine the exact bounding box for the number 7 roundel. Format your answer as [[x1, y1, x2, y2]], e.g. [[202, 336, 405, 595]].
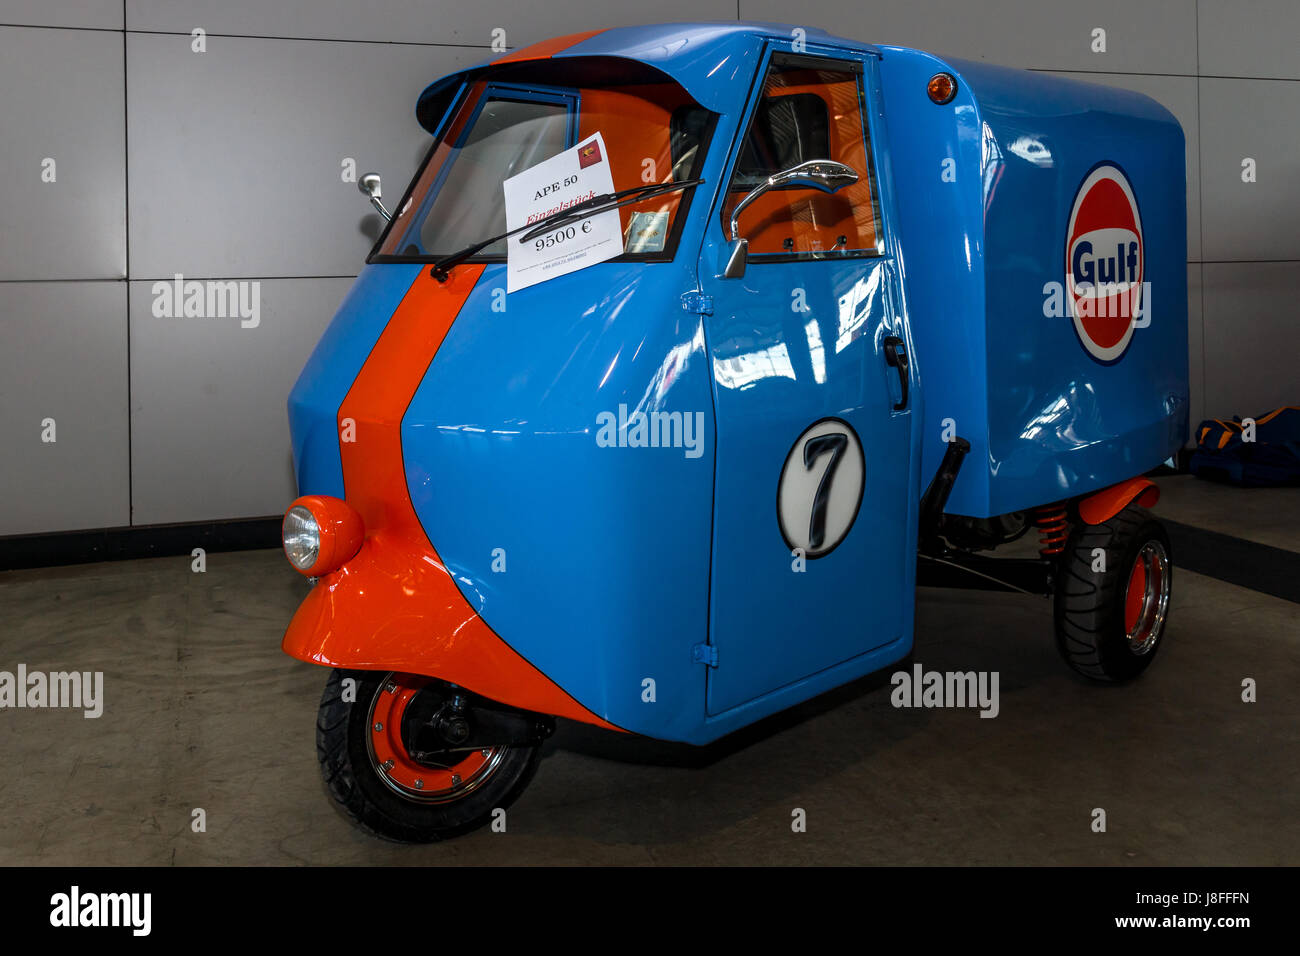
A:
[[777, 418, 866, 559]]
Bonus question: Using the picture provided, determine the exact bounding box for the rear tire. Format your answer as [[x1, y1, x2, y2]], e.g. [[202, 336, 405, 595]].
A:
[[316, 669, 542, 842], [1054, 505, 1172, 682]]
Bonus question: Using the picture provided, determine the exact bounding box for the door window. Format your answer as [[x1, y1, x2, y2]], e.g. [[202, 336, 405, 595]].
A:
[[722, 55, 883, 258]]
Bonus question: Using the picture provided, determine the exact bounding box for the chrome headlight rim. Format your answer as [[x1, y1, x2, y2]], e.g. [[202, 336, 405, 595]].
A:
[[282, 504, 321, 572]]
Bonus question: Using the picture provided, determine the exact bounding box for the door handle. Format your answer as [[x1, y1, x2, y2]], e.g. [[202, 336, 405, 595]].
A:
[[882, 335, 909, 411]]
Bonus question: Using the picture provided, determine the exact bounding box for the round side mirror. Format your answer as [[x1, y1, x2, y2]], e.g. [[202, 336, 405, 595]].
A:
[[358, 172, 391, 221]]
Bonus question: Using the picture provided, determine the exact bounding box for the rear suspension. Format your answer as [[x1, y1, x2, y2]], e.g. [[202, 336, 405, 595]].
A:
[[1033, 505, 1070, 557]]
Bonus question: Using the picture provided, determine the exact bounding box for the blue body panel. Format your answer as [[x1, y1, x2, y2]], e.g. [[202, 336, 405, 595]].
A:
[[288, 263, 422, 499], [877, 48, 1188, 517], [403, 261, 714, 740]]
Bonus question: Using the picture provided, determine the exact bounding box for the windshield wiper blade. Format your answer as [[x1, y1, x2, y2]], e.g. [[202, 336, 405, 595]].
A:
[[517, 179, 701, 243], [429, 178, 702, 282]]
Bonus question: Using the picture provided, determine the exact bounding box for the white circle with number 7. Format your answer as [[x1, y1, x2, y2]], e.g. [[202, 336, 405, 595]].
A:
[[777, 418, 865, 559]]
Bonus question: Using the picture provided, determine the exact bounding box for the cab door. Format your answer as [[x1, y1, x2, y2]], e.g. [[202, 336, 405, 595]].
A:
[[697, 47, 916, 715]]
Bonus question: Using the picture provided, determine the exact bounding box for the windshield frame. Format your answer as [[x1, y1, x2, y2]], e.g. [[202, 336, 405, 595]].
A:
[[366, 78, 717, 268]]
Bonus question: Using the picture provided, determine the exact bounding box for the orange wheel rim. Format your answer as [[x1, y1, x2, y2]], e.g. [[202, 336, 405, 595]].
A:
[[366, 673, 506, 803]]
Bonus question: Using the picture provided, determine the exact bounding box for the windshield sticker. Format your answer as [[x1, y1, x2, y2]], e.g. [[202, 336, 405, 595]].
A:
[[502, 132, 622, 293], [624, 211, 669, 253]]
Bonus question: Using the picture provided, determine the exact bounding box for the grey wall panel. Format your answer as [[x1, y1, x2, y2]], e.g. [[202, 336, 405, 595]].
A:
[[0, 26, 125, 281], [739, 0, 1197, 73], [1198, 0, 1300, 80], [128, 277, 351, 525], [0, 281, 129, 536], [0, 0, 122, 29], [1199, 77, 1300, 262], [127, 33, 477, 280], [1201, 262, 1300, 417], [126, 0, 736, 47], [1052, 71, 1201, 261], [1187, 265, 1204, 432]]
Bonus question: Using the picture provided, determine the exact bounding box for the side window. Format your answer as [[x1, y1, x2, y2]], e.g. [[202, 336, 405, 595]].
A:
[[723, 56, 883, 258], [733, 94, 830, 185], [669, 104, 711, 179]]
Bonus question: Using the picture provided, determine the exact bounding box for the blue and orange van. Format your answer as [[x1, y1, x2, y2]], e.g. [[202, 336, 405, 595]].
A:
[[280, 22, 1188, 840]]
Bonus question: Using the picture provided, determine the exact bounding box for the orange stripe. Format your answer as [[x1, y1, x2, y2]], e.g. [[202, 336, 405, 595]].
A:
[[493, 28, 606, 64], [284, 267, 620, 731], [1255, 406, 1299, 426]]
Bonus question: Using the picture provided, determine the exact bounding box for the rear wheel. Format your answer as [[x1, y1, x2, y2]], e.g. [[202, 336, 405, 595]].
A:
[[316, 669, 542, 842], [1054, 505, 1172, 681]]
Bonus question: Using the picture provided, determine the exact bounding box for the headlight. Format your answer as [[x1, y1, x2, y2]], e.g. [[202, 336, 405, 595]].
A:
[[282, 506, 320, 571], [282, 496, 365, 576]]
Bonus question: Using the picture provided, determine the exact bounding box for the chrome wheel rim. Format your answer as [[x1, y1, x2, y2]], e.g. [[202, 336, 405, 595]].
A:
[[1124, 541, 1170, 656]]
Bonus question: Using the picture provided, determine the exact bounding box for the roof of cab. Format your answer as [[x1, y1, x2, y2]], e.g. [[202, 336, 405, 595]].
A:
[[416, 21, 881, 129]]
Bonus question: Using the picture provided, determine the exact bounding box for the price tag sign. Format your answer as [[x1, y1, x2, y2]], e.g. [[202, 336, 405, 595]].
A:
[[502, 132, 622, 293]]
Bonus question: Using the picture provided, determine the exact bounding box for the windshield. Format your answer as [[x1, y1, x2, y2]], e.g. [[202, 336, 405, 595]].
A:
[[417, 97, 569, 256], [373, 74, 714, 263]]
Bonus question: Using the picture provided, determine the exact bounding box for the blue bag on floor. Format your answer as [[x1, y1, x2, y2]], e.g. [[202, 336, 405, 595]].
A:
[[1190, 407, 1300, 487]]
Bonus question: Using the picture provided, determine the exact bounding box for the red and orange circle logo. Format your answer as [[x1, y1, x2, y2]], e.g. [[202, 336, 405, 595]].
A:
[[1066, 164, 1144, 362]]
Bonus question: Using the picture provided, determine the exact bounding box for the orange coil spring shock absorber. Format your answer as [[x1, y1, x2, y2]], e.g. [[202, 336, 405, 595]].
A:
[[1033, 505, 1070, 557]]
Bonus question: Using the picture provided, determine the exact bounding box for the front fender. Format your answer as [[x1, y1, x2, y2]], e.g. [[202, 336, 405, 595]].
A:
[[282, 533, 620, 730], [282, 263, 619, 733]]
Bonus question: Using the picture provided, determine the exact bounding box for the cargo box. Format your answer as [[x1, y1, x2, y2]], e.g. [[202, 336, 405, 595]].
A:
[[880, 50, 1189, 517]]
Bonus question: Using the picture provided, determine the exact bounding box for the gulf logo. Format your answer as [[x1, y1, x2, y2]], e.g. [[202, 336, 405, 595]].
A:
[[1065, 164, 1144, 362]]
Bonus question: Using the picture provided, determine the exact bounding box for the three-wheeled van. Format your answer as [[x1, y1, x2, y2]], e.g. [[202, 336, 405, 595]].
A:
[[281, 22, 1188, 841]]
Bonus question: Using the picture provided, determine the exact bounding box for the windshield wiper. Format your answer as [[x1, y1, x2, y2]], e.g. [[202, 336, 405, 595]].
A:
[[429, 178, 703, 282]]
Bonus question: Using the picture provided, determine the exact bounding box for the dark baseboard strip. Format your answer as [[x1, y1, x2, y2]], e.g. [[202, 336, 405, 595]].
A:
[[0, 517, 281, 572], [2, 514, 1296, 607], [1163, 519, 1300, 606]]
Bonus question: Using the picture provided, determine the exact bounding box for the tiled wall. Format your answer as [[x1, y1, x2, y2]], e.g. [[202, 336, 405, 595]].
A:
[[1, 2, 1295, 534]]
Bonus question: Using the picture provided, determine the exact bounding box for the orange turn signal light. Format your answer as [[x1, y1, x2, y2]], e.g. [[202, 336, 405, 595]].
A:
[[927, 72, 958, 105]]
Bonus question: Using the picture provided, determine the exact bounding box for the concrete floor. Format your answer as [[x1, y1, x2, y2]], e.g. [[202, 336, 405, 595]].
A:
[[1155, 473, 1300, 552], [0, 475, 1296, 865]]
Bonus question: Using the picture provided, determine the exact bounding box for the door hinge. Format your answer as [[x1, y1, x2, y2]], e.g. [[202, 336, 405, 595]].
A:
[[681, 291, 714, 315], [691, 642, 719, 667]]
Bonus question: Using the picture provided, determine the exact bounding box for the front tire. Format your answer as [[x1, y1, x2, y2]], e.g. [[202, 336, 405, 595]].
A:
[[1054, 505, 1172, 682], [316, 669, 542, 842]]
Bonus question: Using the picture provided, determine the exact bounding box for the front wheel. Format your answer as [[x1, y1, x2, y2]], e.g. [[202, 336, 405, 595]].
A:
[[1054, 505, 1172, 682], [316, 669, 542, 842]]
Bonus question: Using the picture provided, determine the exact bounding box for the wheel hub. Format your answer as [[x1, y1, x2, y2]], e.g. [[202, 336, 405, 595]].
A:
[[365, 674, 506, 803]]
